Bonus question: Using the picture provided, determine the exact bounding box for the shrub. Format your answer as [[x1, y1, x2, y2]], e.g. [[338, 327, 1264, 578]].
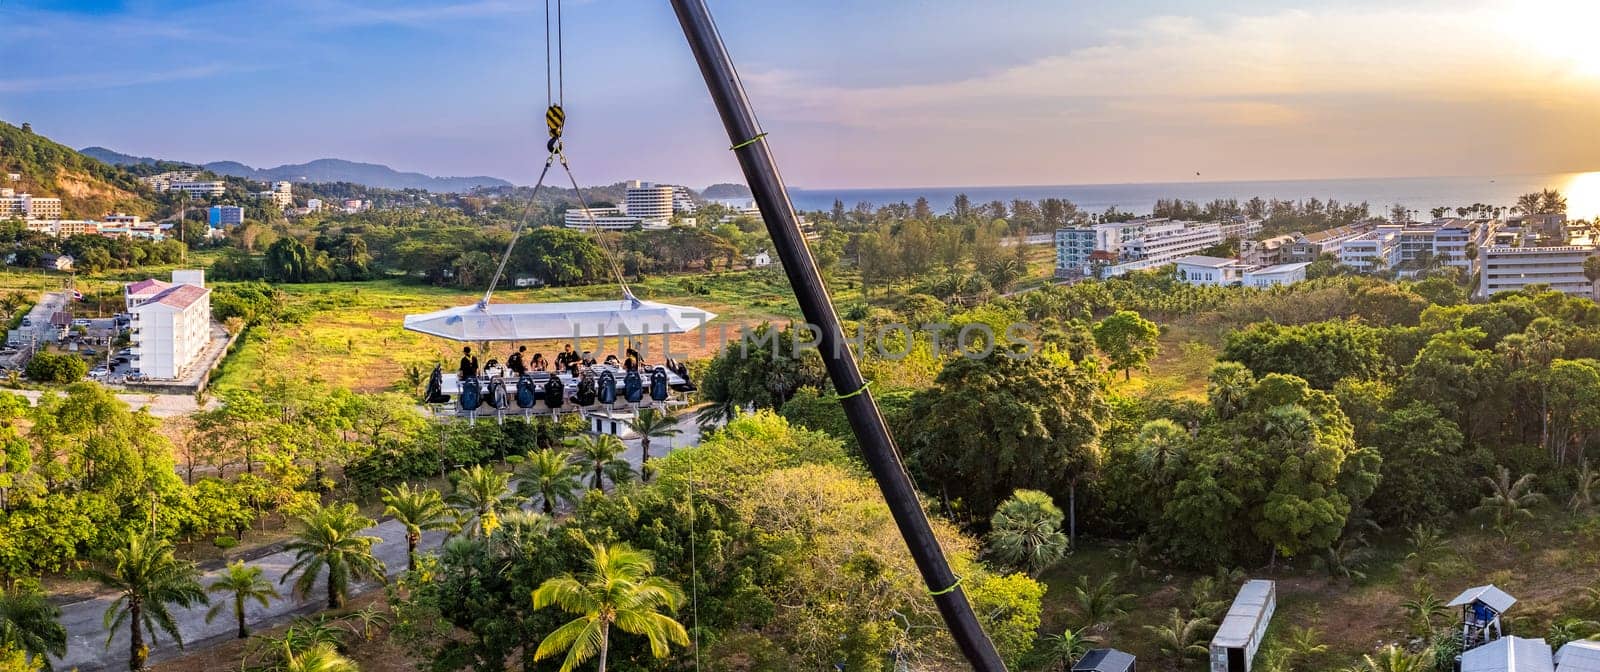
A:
[[25, 351, 87, 383], [213, 535, 239, 550]]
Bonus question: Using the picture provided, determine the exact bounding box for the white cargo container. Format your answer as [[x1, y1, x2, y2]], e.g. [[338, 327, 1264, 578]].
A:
[[1209, 580, 1276, 672]]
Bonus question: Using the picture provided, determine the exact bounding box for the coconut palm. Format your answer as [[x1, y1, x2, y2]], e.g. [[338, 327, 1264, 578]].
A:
[[0, 580, 66, 671], [624, 408, 681, 475], [567, 434, 633, 491], [1070, 574, 1137, 631], [987, 489, 1069, 575], [1043, 627, 1099, 671], [1354, 644, 1433, 672], [204, 561, 279, 639], [381, 483, 456, 571], [1403, 524, 1455, 577], [532, 542, 689, 672], [1321, 534, 1373, 583], [281, 502, 385, 610], [1144, 608, 1212, 664], [282, 642, 359, 672], [445, 464, 523, 538], [1548, 618, 1600, 648], [1282, 626, 1328, 668], [1472, 465, 1546, 534], [1571, 460, 1599, 512], [515, 448, 584, 514], [1401, 588, 1447, 638], [85, 532, 208, 671]]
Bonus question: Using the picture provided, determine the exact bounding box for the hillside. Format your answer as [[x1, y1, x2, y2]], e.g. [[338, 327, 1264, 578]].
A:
[[0, 122, 156, 218], [83, 145, 512, 193], [702, 182, 752, 199]]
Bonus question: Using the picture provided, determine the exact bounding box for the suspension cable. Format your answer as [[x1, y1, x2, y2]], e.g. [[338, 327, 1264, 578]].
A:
[[559, 158, 633, 300], [481, 157, 554, 306], [544, 0, 552, 108]]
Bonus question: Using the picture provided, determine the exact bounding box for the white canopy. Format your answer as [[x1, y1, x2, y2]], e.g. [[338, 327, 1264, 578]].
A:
[[1449, 585, 1518, 613], [403, 296, 717, 342]]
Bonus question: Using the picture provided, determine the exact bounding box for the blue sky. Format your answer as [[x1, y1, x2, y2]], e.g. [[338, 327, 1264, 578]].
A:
[[5, 0, 1600, 189]]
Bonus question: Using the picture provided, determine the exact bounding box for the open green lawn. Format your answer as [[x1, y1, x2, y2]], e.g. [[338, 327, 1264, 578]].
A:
[[1041, 510, 1600, 669], [210, 269, 807, 394]]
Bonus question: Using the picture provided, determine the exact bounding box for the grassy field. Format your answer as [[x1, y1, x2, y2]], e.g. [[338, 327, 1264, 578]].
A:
[[209, 269, 809, 394]]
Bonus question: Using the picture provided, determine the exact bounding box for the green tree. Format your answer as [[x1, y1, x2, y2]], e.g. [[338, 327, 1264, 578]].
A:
[[987, 489, 1069, 575], [1093, 310, 1160, 380], [1471, 466, 1545, 535], [1401, 587, 1447, 638], [1070, 574, 1137, 631], [204, 561, 279, 639], [380, 484, 455, 572], [515, 448, 583, 515], [1368, 403, 1470, 526], [623, 408, 681, 475], [1043, 628, 1098, 671], [1355, 644, 1433, 672], [1221, 320, 1383, 390], [281, 502, 385, 610], [0, 580, 65, 671], [567, 434, 633, 492], [905, 353, 1110, 534], [444, 465, 522, 538], [531, 542, 689, 672], [1144, 608, 1212, 665], [1136, 418, 1189, 485], [85, 533, 208, 671]]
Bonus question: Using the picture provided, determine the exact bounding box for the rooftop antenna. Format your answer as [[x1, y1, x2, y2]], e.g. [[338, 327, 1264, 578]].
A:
[[668, 1, 1007, 668]]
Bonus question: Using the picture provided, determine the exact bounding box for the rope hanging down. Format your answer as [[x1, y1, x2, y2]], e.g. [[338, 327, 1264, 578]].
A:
[[479, 0, 631, 307]]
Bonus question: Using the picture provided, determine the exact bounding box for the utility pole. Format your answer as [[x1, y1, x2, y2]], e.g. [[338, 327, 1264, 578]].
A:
[[668, 1, 1007, 669]]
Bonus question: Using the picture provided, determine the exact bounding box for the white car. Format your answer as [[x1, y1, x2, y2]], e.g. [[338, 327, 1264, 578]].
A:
[[88, 367, 109, 378], [71, 318, 91, 327]]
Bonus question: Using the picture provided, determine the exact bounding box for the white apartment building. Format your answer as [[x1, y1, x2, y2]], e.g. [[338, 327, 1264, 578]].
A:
[[128, 270, 211, 380], [258, 181, 293, 208], [1243, 262, 1311, 288], [564, 206, 650, 231], [671, 186, 697, 214], [1478, 244, 1597, 299], [1340, 230, 1402, 272], [1174, 256, 1251, 285], [1240, 234, 1296, 266], [1055, 218, 1223, 277], [140, 171, 224, 197], [1218, 217, 1264, 241], [168, 180, 225, 197], [624, 180, 676, 223], [0, 189, 63, 220]]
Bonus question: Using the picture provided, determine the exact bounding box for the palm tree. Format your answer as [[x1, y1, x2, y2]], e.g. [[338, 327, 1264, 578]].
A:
[[204, 561, 279, 639], [282, 502, 385, 610], [532, 542, 689, 672], [515, 448, 584, 514], [987, 489, 1069, 575], [1472, 465, 1546, 534], [1070, 574, 1136, 631], [85, 533, 208, 671], [1322, 535, 1373, 583], [381, 483, 456, 571], [282, 642, 359, 672], [1547, 617, 1600, 648], [1355, 644, 1433, 672], [1401, 588, 1447, 638], [445, 464, 523, 538], [1144, 608, 1212, 665], [1282, 626, 1328, 668], [624, 408, 681, 475], [1571, 460, 1599, 512], [0, 580, 66, 671], [1043, 627, 1098, 671], [567, 434, 633, 491], [1403, 524, 1455, 577], [1135, 419, 1187, 484]]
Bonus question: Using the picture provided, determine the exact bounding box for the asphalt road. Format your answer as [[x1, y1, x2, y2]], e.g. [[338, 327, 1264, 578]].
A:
[[52, 414, 706, 671]]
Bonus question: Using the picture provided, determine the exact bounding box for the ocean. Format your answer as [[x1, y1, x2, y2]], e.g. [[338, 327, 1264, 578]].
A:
[[784, 172, 1600, 221]]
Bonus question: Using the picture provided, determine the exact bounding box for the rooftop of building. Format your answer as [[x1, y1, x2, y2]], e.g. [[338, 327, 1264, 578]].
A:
[[1174, 255, 1243, 268], [1248, 262, 1313, 275], [138, 283, 210, 310]]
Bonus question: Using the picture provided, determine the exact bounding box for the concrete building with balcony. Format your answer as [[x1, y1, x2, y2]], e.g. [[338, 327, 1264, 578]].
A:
[[1243, 262, 1312, 288], [208, 205, 244, 227], [624, 180, 676, 223], [1174, 256, 1251, 285], [1056, 218, 1223, 278], [127, 270, 211, 380], [1340, 230, 1402, 272], [0, 189, 63, 220], [1477, 243, 1597, 299]]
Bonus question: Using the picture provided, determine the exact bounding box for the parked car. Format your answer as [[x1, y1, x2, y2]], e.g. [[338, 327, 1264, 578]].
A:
[[19, 318, 30, 327], [71, 318, 90, 327], [88, 367, 109, 378]]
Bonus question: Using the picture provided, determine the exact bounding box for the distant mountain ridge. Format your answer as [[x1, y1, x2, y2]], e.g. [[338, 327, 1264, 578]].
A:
[[80, 146, 512, 193]]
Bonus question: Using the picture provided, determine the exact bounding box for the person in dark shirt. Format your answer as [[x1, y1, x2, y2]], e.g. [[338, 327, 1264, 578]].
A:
[[458, 346, 479, 379], [581, 350, 597, 366], [530, 352, 548, 372], [555, 343, 578, 370], [623, 355, 639, 372], [507, 345, 527, 375]]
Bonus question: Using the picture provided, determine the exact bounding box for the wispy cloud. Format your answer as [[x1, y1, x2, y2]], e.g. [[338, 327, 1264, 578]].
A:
[[280, 0, 536, 29], [0, 64, 254, 93]]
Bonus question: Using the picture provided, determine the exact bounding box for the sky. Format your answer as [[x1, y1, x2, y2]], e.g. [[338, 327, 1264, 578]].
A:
[[5, 0, 1600, 190]]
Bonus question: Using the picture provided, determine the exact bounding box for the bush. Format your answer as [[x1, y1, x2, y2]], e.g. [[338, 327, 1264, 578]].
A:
[[25, 351, 87, 383], [212, 535, 239, 550]]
